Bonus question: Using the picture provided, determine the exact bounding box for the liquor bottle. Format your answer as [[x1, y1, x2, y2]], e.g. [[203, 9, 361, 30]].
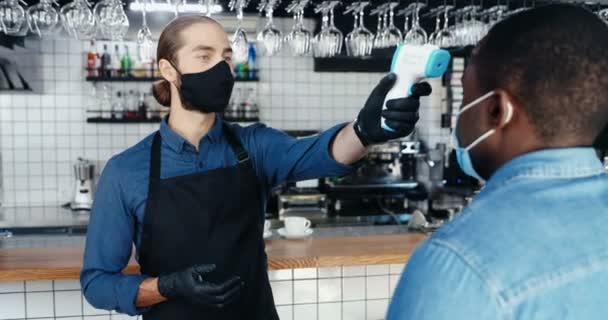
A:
[[100, 44, 112, 78], [86, 40, 98, 77], [121, 45, 133, 77], [113, 45, 122, 77]]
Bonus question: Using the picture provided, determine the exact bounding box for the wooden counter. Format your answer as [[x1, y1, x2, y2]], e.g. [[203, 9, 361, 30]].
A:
[[0, 233, 427, 281]]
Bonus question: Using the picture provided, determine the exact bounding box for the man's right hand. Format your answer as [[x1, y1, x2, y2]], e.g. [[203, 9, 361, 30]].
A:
[[157, 264, 244, 308]]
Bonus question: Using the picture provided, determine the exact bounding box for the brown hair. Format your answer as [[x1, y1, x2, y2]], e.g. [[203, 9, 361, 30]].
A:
[[152, 15, 221, 107]]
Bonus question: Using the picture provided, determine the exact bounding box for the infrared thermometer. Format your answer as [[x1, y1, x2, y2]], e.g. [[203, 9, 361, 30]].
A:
[[382, 44, 452, 132]]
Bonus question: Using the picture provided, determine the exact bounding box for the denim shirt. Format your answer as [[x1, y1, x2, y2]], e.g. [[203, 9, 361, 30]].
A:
[[388, 148, 608, 320]]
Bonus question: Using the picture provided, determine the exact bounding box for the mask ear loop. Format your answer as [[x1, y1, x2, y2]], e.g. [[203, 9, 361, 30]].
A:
[[164, 59, 183, 88], [466, 100, 515, 151], [503, 102, 514, 124]]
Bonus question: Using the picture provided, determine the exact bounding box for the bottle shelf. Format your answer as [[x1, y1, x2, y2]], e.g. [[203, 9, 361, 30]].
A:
[[85, 69, 260, 83], [86, 117, 162, 123], [223, 117, 260, 123], [86, 117, 260, 124], [85, 76, 260, 82]]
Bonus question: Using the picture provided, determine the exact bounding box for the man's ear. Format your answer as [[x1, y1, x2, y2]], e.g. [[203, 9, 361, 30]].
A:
[[159, 59, 178, 86]]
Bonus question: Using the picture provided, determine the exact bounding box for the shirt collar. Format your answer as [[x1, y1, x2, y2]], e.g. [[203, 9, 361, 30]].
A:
[[159, 114, 223, 153], [483, 147, 605, 192]]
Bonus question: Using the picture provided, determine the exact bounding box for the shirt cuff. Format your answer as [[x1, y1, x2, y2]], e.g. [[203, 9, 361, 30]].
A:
[[117, 274, 151, 316], [319, 122, 359, 177]]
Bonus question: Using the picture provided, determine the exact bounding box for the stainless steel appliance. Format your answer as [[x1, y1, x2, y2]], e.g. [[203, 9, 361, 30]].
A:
[[70, 158, 95, 211], [323, 139, 428, 218]]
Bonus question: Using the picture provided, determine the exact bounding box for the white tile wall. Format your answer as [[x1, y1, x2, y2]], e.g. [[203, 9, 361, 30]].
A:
[[1, 34, 448, 207], [25, 292, 54, 318], [0, 265, 407, 320]]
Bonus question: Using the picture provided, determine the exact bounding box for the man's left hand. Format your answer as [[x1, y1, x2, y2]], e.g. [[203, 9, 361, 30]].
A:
[[354, 73, 432, 146]]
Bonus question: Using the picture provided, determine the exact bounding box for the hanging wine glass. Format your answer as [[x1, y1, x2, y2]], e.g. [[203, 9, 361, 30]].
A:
[[204, 0, 218, 16], [345, 2, 373, 57], [598, 9, 608, 23], [0, 0, 26, 35], [384, 2, 402, 47], [435, 6, 455, 48], [60, 0, 95, 39], [397, 4, 414, 44], [137, 0, 153, 63], [257, 0, 282, 56], [429, 11, 441, 45], [372, 5, 386, 49], [404, 3, 427, 45], [229, 0, 250, 63], [285, 0, 312, 56], [313, 1, 343, 57], [109, 1, 129, 40], [94, 0, 113, 39], [27, 0, 59, 37], [326, 1, 343, 56]]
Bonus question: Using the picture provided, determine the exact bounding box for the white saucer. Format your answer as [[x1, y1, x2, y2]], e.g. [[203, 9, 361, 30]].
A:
[[263, 230, 273, 239], [277, 228, 313, 240]]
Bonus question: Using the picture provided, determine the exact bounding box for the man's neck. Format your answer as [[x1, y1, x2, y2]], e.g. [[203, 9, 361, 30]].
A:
[[167, 106, 216, 151]]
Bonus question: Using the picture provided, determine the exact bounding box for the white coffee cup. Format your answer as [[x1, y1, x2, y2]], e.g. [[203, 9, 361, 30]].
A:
[[284, 217, 311, 235], [264, 220, 271, 233]]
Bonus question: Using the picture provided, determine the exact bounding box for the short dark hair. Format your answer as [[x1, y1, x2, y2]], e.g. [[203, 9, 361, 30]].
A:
[[472, 4, 608, 143]]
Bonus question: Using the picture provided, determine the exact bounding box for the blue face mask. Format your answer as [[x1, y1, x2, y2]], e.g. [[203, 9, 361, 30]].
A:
[[451, 91, 513, 181]]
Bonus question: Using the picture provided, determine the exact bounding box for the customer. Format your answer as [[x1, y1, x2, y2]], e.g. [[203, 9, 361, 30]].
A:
[[387, 4, 608, 320]]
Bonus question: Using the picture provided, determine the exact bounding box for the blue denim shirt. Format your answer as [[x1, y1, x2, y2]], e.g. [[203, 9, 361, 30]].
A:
[[388, 148, 608, 320], [80, 117, 354, 315]]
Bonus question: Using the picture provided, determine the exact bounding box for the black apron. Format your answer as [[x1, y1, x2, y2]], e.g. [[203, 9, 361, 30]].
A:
[[138, 122, 279, 320]]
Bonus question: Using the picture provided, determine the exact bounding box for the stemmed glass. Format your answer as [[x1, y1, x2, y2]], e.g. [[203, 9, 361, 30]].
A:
[[60, 0, 95, 39], [371, 4, 386, 48], [435, 6, 455, 48], [285, 0, 312, 56], [27, 0, 59, 37], [487, 5, 507, 29], [204, 0, 217, 16], [465, 6, 484, 45], [429, 9, 442, 45], [404, 2, 427, 45], [229, 0, 250, 64], [167, 0, 183, 17], [313, 1, 343, 57], [257, 0, 282, 56], [384, 2, 402, 47], [598, 9, 608, 24], [450, 7, 467, 47], [0, 0, 26, 35], [344, 1, 373, 57], [95, 0, 129, 41], [136, 0, 153, 63]]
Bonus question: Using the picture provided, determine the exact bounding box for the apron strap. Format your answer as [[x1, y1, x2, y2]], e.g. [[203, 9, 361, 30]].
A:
[[148, 120, 250, 184], [222, 122, 250, 163], [150, 131, 162, 181]]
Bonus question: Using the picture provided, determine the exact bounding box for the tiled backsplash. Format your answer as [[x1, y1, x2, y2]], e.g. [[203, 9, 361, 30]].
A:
[[0, 264, 405, 320], [0, 36, 448, 207]]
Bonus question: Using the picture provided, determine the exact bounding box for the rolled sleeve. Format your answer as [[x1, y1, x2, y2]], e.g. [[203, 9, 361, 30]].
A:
[[80, 158, 150, 316], [249, 122, 356, 188]]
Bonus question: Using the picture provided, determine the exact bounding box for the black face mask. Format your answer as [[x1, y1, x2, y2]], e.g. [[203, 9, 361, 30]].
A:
[[170, 60, 235, 114]]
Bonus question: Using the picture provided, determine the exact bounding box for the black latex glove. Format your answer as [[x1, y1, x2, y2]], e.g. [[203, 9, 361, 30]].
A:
[[354, 73, 432, 146], [157, 264, 244, 308]]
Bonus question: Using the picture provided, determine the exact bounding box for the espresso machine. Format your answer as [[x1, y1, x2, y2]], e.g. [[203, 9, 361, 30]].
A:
[[70, 158, 95, 212], [322, 138, 428, 218]]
